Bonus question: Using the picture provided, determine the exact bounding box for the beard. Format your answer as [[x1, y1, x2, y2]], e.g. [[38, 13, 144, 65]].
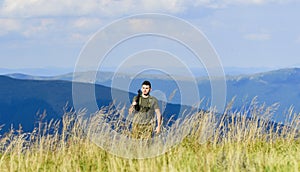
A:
[[143, 91, 150, 96]]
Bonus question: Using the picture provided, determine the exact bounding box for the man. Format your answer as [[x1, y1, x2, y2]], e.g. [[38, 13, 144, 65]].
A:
[[129, 80, 162, 139]]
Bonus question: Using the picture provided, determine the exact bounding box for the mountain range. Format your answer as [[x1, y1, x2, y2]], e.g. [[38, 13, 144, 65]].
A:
[[1, 68, 300, 134], [0, 75, 183, 134]]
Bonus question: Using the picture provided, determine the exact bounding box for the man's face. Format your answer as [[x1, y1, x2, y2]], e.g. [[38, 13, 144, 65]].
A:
[[141, 85, 151, 95]]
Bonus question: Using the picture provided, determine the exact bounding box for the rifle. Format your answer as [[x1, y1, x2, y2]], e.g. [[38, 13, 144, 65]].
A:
[[134, 89, 142, 111]]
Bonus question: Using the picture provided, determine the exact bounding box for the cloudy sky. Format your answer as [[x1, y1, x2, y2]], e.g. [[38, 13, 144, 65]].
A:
[[1, 0, 300, 75]]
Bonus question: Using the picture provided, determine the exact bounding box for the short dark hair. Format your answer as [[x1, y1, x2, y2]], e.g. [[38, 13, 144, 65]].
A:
[[142, 80, 151, 88]]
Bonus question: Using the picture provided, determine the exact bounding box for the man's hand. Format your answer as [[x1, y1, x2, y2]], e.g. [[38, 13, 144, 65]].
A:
[[128, 102, 137, 114], [128, 106, 134, 114], [155, 108, 162, 134]]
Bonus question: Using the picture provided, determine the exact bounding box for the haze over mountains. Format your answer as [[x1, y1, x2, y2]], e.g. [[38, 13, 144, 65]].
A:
[[1, 68, 300, 134], [0, 75, 182, 134], [0, 66, 279, 77]]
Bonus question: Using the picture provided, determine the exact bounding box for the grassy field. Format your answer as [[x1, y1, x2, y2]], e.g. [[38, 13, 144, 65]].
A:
[[0, 104, 299, 172]]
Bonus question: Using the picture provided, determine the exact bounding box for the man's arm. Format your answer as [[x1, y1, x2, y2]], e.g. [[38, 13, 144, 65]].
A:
[[155, 108, 162, 134], [129, 96, 137, 114], [129, 101, 137, 114]]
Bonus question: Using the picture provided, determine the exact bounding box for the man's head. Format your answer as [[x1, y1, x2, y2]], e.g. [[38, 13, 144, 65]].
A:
[[141, 80, 151, 96]]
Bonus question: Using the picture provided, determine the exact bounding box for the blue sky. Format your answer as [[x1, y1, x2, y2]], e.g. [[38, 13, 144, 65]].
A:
[[0, 0, 300, 75]]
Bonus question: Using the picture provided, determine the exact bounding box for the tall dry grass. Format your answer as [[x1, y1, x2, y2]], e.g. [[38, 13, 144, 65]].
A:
[[0, 102, 299, 171]]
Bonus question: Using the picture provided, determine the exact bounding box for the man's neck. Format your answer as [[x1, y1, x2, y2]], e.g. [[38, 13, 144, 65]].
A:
[[142, 94, 149, 98]]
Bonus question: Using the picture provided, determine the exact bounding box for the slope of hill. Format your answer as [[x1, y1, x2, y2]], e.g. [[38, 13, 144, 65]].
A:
[[227, 68, 300, 122], [0, 76, 112, 134], [3, 67, 300, 126], [0, 76, 183, 134]]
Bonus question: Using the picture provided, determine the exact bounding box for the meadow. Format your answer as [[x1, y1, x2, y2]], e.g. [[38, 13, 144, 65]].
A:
[[0, 103, 299, 172]]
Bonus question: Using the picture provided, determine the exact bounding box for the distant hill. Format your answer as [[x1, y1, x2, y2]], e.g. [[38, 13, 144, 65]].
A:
[[0, 76, 183, 134], [0, 76, 100, 133], [3, 67, 300, 125], [63, 68, 300, 122], [226, 68, 300, 122]]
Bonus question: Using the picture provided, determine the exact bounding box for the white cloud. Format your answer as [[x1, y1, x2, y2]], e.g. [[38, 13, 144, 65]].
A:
[[206, 0, 295, 7], [188, 0, 296, 9], [128, 18, 156, 32], [243, 33, 271, 41], [0, 0, 186, 18], [0, 0, 296, 18], [139, 0, 186, 13], [69, 33, 91, 42], [0, 16, 101, 39], [0, 18, 20, 35], [1, 0, 93, 17], [72, 18, 102, 30], [21, 18, 56, 37]]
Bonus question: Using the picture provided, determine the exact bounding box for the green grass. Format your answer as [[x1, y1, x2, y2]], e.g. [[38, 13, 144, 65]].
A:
[[0, 104, 299, 172]]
